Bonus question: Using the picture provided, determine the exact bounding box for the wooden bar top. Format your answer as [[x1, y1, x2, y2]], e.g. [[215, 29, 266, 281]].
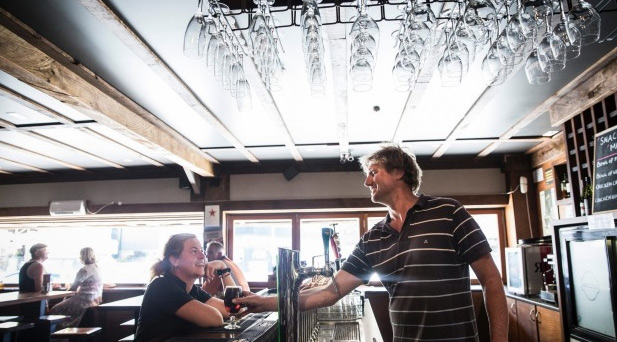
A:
[[0, 291, 74, 307]]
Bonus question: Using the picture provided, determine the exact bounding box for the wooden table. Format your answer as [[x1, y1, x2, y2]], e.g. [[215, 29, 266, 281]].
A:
[[0, 291, 74, 319], [0, 291, 74, 342], [96, 295, 143, 341]]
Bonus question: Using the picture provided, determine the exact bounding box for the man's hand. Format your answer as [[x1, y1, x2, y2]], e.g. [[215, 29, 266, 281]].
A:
[[204, 260, 228, 283], [233, 292, 277, 313]]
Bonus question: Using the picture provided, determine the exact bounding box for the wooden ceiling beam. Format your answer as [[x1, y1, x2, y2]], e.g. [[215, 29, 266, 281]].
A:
[[76, 0, 268, 164], [0, 8, 215, 177], [549, 46, 617, 127]]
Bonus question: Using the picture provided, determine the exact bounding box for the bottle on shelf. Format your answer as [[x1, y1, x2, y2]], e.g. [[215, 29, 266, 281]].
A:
[[579, 176, 592, 216], [560, 173, 571, 199]]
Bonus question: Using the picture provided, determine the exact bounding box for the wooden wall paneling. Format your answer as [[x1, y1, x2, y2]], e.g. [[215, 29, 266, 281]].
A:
[[608, 94, 617, 127], [561, 91, 617, 217]]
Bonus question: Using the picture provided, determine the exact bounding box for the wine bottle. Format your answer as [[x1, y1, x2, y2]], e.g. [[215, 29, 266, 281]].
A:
[[560, 173, 570, 199], [579, 176, 592, 216]]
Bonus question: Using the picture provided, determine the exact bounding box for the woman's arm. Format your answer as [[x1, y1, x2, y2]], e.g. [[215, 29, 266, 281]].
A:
[[68, 268, 86, 292], [175, 299, 226, 327]]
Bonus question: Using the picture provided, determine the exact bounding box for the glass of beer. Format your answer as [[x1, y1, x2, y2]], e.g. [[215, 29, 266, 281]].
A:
[[223, 285, 243, 329]]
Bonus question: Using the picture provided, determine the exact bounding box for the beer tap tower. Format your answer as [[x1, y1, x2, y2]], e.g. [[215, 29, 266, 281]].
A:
[[277, 227, 337, 342]]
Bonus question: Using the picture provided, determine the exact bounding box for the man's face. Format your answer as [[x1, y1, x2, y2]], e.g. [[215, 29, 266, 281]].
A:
[[364, 162, 401, 204], [37, 248, 49, 261], [205, 246, 221, 262]]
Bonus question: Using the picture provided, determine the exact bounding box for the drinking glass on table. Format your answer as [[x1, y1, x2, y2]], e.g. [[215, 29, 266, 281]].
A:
[[223, 285, 243, 329]]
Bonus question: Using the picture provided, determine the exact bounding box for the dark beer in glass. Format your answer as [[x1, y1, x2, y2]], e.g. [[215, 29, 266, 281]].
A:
[[223, 285, 243, 329], [224, 285, 242, 313]]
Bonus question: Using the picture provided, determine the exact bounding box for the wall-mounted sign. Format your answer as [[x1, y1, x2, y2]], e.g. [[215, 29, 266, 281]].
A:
[[204, 205, 222, 241], [592, 125, 617, 214]]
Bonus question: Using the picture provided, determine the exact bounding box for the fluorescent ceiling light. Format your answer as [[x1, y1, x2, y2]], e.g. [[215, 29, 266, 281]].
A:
[[6, 111, 27, 120], [542, 130, 559, 137]]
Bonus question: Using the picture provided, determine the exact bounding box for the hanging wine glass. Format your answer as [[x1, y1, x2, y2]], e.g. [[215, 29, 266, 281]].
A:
[[438, 28, 464, 87], [467, 0, 498, 44], [482, 44, 508, 86], [526, 37, 551, 84], [554, 0, 582, 60], [183, 0, 205, 58], [567, 0, 601, 45], [537, 18, 566, 72], [523, 0, 553, 28]]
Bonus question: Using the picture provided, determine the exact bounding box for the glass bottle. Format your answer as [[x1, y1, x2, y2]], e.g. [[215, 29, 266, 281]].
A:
[[560, 173, 571, 199], [579, 176, 592, 216]]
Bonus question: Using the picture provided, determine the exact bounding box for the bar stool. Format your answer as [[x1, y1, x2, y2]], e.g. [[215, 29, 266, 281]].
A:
[[0, 321, 35, 342], [32, 315, 70, 342], [51, 327, 102, 342], [0, 318, 20, 324]]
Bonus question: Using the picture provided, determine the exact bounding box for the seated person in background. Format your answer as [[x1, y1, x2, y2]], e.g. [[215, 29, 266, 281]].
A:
[[134, 233, 238, 342], [202, 241, 250, 297], [19, 243, 48, 293], [49, 247, 104, 328]]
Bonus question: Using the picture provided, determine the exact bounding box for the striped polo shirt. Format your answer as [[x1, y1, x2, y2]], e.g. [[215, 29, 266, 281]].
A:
[[341, 194, 491, 341]]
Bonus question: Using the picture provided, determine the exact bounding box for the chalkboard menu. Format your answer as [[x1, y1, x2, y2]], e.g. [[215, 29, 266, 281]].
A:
[[593, 125, 617, 214]]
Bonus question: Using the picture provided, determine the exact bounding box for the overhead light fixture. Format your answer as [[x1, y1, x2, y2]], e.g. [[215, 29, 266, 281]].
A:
[[543, 130, 559, 137], [6, 112, 27, 120]]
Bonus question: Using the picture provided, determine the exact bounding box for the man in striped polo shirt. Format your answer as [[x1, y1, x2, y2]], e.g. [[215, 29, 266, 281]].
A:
[[236, 144, 508, 341]]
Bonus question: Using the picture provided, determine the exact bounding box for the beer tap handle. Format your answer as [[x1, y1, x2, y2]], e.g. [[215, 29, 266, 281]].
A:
[[322, 227, 333, 267]]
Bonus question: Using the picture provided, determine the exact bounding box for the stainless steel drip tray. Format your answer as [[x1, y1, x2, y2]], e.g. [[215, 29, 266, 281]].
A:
[[316, 321, 364, 342]]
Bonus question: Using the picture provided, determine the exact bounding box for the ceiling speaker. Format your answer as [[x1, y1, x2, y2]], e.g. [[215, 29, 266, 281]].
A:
[[283, 166, 299, 181]]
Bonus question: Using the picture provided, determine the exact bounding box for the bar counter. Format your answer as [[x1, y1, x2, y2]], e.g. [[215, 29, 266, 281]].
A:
[[165, 299, 383, 341]]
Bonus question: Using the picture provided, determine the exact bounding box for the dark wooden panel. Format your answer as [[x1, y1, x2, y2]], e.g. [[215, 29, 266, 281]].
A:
[[562, 90, 617, 216]]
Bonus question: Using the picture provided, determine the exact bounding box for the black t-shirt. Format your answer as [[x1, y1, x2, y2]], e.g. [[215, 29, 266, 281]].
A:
[[134, 274, 212, 342], [18, 260, 36, 292]]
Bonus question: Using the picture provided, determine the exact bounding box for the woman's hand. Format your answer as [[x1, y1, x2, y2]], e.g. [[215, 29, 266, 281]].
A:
[[203, 260, 228, 283]]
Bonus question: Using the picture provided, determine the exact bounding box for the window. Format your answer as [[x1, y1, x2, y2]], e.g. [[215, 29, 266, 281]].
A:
[[230, 218, 292, 282], [227, 208, 505, 285], [299, 216, 360, 266], [468, 210, 505, 281], [0, 214, 203, 285]]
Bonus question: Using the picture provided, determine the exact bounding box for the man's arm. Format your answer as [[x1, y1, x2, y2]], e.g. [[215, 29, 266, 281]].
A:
[[234, 270, 363, 312], [299, 270, 363, 311], [224, 258, 250, 292], [471, 254, 508, 342]]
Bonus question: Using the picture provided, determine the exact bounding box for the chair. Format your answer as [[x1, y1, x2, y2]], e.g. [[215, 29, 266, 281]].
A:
[[0, 321, 35, 342], [51, 327, 102, 342]]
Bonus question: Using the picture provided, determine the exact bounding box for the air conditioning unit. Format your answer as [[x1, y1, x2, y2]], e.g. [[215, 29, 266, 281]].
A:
[[49, 200, 87, 216]]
